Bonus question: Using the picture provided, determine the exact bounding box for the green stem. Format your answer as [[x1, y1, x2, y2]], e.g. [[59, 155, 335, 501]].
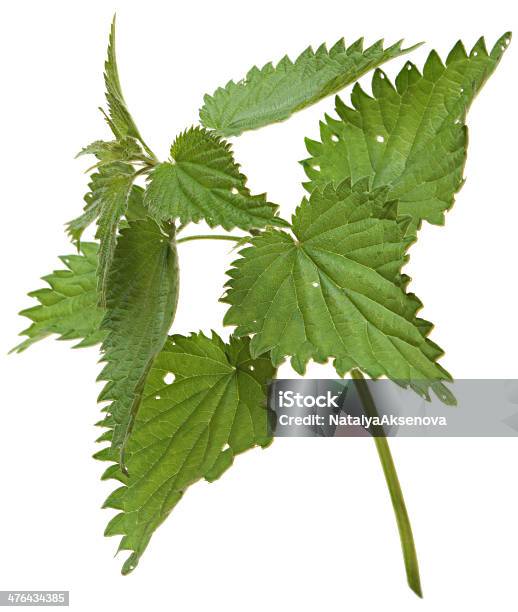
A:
[[176, 234, 241, 244], [351, 369, 423, 598], [141, 143, 158, 163]]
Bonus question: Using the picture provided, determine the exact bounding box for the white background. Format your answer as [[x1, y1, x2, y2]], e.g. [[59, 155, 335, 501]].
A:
[[1, 1, 517, 610]]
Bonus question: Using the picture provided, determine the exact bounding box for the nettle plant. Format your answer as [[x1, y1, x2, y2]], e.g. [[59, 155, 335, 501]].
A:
[[13, 17, 510, 595]]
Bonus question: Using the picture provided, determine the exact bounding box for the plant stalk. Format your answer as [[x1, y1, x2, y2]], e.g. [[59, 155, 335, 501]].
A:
[[176, 234, 241, 244], [351, 369, 422, 598]]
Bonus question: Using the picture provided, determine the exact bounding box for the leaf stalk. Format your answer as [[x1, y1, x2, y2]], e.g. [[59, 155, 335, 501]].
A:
[[176, 234, 242, 244], [351, 369, 423, 598]]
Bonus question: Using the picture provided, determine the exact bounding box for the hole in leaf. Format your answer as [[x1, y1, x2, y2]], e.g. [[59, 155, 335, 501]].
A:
[[249, 365, 255, 371], [223, 443, 230, 451], [379, 72, 385, 79], [407, 64, 412, 71], [473, 51, 478, 56], [163, 372, 175, 385], [312, 282, 319, 288], [312, 164, 320, 171], [231, 187, 239, 195], [331, 134, 339, 142], [505, 38, 511, 45], [155, 395, 161, 400], [376, 135, 385, 143]]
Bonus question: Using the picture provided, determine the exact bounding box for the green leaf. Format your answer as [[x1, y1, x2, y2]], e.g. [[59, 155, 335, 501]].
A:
[[102, 16, 150, 154], [67, 16, 157, 286], [199, 38, 422, 136], [66, 162, 135, 304], [303, 33, 511, 231], [76, 138, 144, 166], [66, 173, 143, 246], [96, 163, 137, 306], [97, 332, 274, 574], [143, 126, 286, 230], [124, 185, 148, 222], [12, 243, 105, 353], [223, 179, 454, 402], [66, 188, 103, 246], [99, 217, 179, 455]]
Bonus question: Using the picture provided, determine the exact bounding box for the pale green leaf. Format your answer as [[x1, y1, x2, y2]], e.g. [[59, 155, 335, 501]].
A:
[[98, 217, 179, 455], [103, 16, 150, 155], [199, 38, 422, 136], [223, 179, 454, 402], [124, 185, 148, 222], [66, 176, 144, 246], [66, 162, 135, 304], [303, 33, 511, 231], [76, 138, 144, 166], [144, 126, 286, 230], [97, 332, 274, 574], [95, 163, 137, 305], [66, 187, 103, 246], [12, 243, 105, 352]]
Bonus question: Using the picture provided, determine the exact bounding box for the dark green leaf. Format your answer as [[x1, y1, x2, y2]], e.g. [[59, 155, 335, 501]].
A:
[[144, 126, 286, 230], [223, 179, 454, 402], [97, 332, 274, 574], [303, 33, 511, 231], [98, 217, 179, 455]]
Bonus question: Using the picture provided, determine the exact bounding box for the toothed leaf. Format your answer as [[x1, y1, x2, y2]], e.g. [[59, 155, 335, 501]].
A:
[[65, 161, 137, 305], [200, 38, 421, 136], [103, 16, 147, 149], [303, 34, 511, 231], [223, 180, 453, 402], [99, 332, 274, 574], [67, 178, 143, 247], [93, 163, 136, 305], [144, 127, 285, 230], [77, 138, 144, 165], [99, 218, 179, 454], [12, 243, 105, 352], [124, 185, 148, 222]]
